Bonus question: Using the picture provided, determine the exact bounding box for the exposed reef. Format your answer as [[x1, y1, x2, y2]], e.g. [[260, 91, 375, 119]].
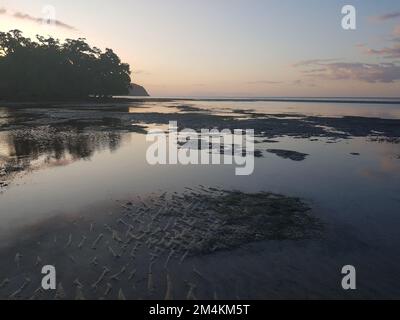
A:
[[2, 104, 400, 143]]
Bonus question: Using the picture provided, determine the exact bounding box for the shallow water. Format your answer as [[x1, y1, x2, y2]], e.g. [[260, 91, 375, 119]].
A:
[[0, 100, 400, 299], [123, 97, 400, 118]]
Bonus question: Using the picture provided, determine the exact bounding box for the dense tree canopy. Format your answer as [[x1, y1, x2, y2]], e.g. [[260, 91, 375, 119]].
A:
[[0, 30, 132, 100]]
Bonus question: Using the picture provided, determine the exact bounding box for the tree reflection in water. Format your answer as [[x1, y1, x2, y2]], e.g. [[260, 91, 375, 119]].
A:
[[0, 125, 125, 190]]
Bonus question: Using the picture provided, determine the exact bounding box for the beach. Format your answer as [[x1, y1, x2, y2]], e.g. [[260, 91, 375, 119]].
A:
[[0, 98, 400, 299]]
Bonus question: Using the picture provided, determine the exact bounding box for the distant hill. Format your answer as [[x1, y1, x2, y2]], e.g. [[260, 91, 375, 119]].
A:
[[128, 83, 149, 96]]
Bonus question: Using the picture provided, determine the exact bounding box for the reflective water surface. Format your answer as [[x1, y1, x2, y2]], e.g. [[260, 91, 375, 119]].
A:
[[0, 100, 400, 299]]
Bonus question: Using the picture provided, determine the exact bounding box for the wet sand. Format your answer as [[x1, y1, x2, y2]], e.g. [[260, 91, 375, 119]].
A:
[[0, 187, 324, 300]]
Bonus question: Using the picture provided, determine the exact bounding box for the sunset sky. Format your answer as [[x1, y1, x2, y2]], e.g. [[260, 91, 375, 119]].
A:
[[1, 0, 399, 97]]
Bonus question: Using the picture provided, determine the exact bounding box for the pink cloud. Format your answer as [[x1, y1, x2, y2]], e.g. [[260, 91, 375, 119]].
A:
[[295, 61, 400, 83], [373, 11, 400, 21], [13, 12, 77, 31]]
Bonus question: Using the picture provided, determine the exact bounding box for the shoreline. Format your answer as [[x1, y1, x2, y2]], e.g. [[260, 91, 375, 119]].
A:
[[1, 96, 400, 106]]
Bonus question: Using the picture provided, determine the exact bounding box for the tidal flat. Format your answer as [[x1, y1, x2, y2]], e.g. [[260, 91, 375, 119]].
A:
[[0, 188, 323, 300], [0, 99, 400, 299]]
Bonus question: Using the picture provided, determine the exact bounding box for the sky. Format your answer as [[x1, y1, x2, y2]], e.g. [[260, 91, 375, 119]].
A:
[[0, 0, 400, 97]]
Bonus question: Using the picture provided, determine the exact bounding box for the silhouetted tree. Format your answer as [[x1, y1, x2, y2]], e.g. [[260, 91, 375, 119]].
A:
[[0, 30, 131, 100]]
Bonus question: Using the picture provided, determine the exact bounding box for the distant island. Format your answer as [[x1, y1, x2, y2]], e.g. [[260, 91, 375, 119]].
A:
[[0, 30, 134, 101], [128, 83, 149, 96]]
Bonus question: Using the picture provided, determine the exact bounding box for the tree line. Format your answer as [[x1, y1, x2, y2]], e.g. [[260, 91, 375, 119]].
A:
[[0, 30, 132, 100]]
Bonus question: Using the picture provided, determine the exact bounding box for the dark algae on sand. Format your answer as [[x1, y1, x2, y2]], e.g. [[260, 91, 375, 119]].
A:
[[266, 149, 309, 161]]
